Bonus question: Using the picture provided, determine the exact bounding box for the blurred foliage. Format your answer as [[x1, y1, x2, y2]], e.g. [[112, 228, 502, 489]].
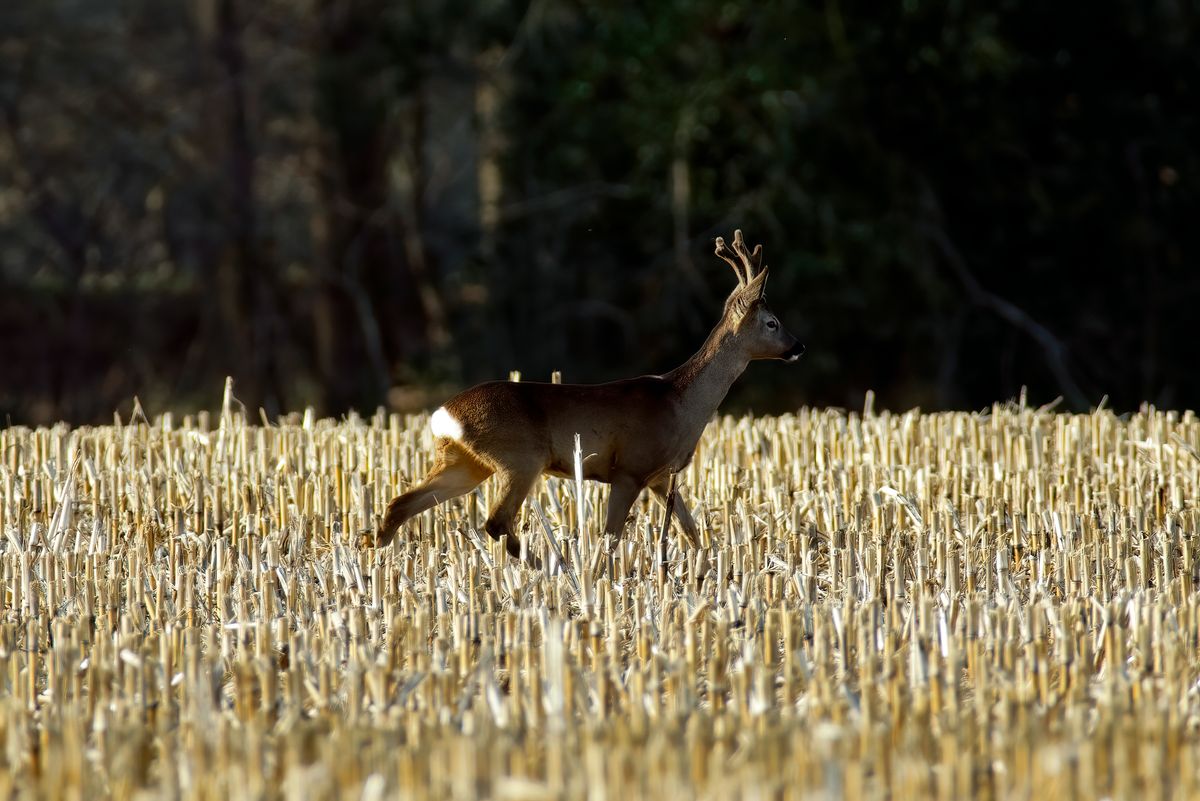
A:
[[0, 0, 1196, 423]]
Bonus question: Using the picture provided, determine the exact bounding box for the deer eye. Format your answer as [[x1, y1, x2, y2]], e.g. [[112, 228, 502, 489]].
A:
[[766, 318, 779, 330]]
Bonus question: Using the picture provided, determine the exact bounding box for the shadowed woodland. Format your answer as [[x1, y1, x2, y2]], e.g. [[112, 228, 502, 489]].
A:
[[1, 0, 1197, 423]]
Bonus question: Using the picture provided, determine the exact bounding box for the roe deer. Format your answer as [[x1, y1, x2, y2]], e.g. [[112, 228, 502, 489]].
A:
[[371, 230, 803, 559]]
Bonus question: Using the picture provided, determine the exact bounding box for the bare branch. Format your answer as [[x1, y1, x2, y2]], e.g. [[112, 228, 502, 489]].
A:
[[913, 176, 1091, 409], [920, 221, 1088, 409]]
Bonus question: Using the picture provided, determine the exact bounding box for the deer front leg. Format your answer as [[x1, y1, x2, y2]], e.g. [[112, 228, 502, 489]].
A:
[[603, 475, 644, 538], [649, 476, 701, 547]]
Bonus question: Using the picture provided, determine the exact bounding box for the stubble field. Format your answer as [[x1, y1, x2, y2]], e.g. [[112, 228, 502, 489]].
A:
[[0, 390, 1198, 799]]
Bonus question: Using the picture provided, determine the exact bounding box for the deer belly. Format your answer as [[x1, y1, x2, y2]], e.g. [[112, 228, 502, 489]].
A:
[[544, 434, 619, 482]]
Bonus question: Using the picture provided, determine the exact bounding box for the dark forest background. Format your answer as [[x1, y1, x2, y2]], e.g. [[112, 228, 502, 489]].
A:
[[1, 0, 1197, 424]]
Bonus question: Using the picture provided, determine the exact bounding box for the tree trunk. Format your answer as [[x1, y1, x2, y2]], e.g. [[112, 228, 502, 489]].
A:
[[475, 46, 506, 262], [214, 0, 283, 413], [314, 0, 431, 412]]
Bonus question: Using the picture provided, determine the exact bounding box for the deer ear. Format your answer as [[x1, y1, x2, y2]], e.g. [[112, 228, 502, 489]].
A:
[[745, 265, 769, 299], [725, 266, 769, 323]]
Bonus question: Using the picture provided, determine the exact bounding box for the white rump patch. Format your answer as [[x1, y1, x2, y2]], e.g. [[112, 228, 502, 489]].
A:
[[429, 406, 463, 440]]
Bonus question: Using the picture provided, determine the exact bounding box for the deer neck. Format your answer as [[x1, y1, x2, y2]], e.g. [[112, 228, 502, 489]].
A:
[[666, 323, 749, 427]]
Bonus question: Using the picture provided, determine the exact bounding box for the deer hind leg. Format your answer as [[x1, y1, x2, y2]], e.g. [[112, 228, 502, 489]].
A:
[[483, 466, 542, 564], [649, 476, 701, 547], [373, 443, 491, 547]]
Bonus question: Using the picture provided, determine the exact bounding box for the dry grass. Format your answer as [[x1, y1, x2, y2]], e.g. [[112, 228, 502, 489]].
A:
[[1, 389, 1199, 799]]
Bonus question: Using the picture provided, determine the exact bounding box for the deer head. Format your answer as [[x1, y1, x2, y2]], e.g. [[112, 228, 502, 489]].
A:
[[714, 229, 805, 362]]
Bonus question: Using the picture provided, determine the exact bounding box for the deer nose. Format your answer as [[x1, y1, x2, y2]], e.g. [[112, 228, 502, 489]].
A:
[[784, 341, 805, 362]]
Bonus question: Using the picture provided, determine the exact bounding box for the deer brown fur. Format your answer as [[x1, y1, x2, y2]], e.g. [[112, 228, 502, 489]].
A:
[[371, 230, 803, 560]]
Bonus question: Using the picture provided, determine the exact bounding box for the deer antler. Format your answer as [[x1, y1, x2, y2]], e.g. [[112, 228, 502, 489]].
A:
[[733, 229, 762, 275], [714, 229, 763, 286], [714, 236, 745, 284]]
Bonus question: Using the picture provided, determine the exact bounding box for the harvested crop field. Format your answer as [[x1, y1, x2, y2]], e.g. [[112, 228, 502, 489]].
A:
[[1, 392, 1199, 800]]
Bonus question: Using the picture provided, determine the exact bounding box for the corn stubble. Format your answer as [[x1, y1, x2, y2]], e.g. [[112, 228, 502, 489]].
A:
[[0, 395, 1199, 800]]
